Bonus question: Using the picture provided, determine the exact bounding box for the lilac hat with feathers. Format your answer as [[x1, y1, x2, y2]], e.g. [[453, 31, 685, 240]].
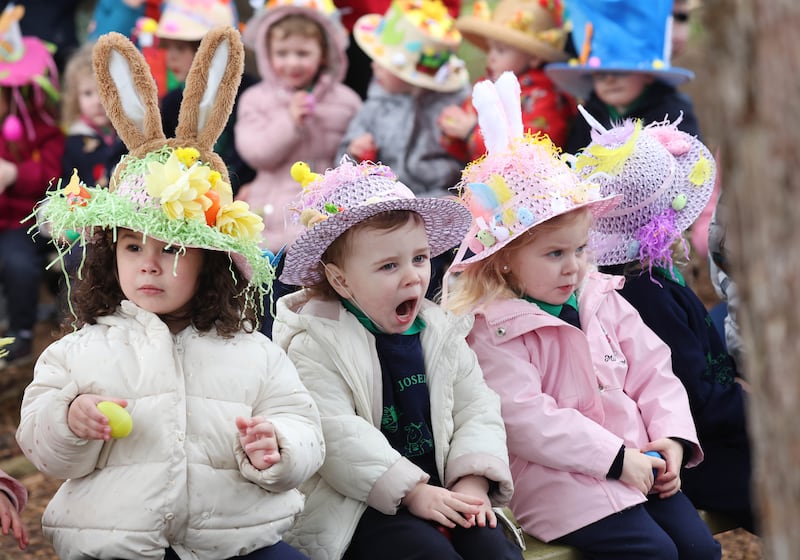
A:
[[280, 156, 472, 286], [449, 71, 621, 271], [574, 112, 716, 269]]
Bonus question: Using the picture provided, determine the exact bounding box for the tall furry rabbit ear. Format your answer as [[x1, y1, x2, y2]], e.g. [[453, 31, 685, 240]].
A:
[[471, 71, 523, 154], [92, 32, 165, 153], [176, 27, 244, 153]]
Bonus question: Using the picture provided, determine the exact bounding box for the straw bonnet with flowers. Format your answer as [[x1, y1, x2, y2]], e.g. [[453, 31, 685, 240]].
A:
[[456, 0, 569, 63], [353, 0, 468, 92], [573, 111, 716, 273], [280, 156, 472, 287], [155, 0, 237, 41], [37, 27, 273, 308], [449, 71, 620, 272]]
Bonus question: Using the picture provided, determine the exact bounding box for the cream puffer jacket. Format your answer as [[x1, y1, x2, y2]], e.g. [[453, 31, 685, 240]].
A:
[[273, 291, 514, 560], [17, 301, 324, 559]]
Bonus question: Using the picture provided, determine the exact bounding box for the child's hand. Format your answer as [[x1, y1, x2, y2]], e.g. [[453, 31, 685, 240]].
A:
[[437, 105, 477, 140], [347, 133, 377, 161], [0, 158, 17, 193], [619, 448, 657, 495], [401, 482, 483, 529], [289, 91, 315, 125], [67, 394, 129, 440], [235, 416, 281, 470], [450, 475, 496, 528], [647, 438, 684, 499], [0, 491, 28, 550]]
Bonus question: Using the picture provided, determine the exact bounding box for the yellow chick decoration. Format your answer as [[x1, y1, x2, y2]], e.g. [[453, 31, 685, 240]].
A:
[[291, 161, 322, 190], [63, 168, 91, 208], [175, 147, 200, 168]]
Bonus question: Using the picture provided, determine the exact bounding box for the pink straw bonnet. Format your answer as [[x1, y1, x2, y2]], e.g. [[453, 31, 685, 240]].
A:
[[449, 71, 620, 271], [280, 157, 472, 286], [574, 113, 716, 268]]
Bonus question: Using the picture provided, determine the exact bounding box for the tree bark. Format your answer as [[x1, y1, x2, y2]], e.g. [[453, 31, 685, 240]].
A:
[[702, 1, 800, 557]]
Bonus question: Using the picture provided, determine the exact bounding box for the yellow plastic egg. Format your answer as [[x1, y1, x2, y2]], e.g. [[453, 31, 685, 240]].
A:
[[97, 401, 133, 439]]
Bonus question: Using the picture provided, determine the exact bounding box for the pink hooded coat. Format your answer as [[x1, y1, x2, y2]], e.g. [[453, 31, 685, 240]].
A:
[[236, 6, 361, 252], [467, 271, 703, 542]]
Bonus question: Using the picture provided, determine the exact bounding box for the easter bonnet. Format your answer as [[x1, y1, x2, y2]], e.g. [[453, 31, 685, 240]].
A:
[[37, 28, 272, 305], [449, 71, 620, 271], [456, 0, 569, 63], [574, 111, 716, 271], [155, 0, 237, 41], [0, 4, 59, 143], [353, 0, 468, 92], [280, 156, 472, 286], [544, 0, 694, 100]]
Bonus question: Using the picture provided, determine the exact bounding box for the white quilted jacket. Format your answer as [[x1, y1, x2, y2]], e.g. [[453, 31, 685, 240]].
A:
[[17, 301, 325, 559], [273, 291, 514, 560]]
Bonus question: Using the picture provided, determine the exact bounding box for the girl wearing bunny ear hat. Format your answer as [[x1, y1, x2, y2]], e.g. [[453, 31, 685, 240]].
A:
[[17, 28, 324, 560], [444, 72, 722, 559]]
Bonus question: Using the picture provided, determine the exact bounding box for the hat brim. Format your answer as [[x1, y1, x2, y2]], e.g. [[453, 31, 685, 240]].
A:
[[280, 197, 472, 286], [456, 18, 569, 63], [589, 133, 716, 266], [41, 187, 272, 286], [353, 14, 468, 93], [544, 63, 694, 100], [0, 37, 54, 87], [450, 194, 622, 271]]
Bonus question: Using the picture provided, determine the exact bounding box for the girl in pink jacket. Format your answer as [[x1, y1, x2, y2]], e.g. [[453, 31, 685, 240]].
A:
[[443, 73, 721, 560]]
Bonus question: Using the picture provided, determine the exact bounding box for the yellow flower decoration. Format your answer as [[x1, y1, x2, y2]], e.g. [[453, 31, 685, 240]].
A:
[[145, 152, 212, 221], [208, 170, 233, 206], [689, 156, 712, 187], [0, 337, 13, 359], [216, 201, 265, 241]]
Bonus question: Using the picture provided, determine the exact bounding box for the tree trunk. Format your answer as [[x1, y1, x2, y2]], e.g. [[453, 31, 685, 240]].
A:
[[702, 1, 800, 557]]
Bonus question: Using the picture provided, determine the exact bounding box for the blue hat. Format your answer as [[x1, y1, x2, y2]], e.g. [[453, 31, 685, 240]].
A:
[[544, 0, 694, 100]]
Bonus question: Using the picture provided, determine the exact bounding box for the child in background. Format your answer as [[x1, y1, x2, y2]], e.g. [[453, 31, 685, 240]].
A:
[[0, 6, 64, 369], [156, 0, 256, 194], [272, 157, 521, 560], [61, 42, 126, 189], [16, 28, 323, 559], [439, 0, 575, 160], [236, 0, 361, 254], [545, 0, 700, 155], [337, 0, 469, 198], [577, 117, 756, 533], [444, 73, 721, 559], [0, 467, 27, 550]]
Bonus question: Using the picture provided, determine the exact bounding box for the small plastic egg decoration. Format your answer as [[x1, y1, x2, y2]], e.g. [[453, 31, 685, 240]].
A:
[[2, 114, 23, 142], [97, 401, 133, 439], [517, 207, 535, 226], [476, 229, 496, 248], [625, 239, 641, 260], [672, 193, 688, 211]]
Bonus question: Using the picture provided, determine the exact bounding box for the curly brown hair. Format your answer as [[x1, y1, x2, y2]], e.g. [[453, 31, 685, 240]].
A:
[[63, 230, 257, 337]]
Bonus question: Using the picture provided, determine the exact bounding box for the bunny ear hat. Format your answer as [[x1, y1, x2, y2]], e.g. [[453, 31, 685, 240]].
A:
[[449, 71, 621, 271], [37, 27, 273, 303]]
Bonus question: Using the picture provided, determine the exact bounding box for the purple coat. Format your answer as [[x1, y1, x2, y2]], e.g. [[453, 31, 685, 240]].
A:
[[467, 271, 702, 542], [235, 6, 361, 252]]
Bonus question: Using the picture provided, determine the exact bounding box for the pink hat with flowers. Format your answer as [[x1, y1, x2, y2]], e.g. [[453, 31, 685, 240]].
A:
[[574, 113, 716, 269], [280, 157, 472, 286], [0, 4, 59, 143], [449, 71, 620, 271]]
